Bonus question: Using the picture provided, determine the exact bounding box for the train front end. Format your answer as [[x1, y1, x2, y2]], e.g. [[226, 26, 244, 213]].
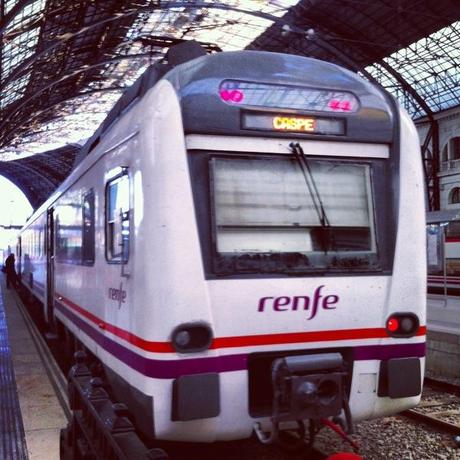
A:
[[150, 49, 426, 443]]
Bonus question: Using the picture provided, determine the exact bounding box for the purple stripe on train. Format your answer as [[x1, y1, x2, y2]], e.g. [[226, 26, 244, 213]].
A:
[[353, 342, 425, 360], [54, 300, 425, 379]]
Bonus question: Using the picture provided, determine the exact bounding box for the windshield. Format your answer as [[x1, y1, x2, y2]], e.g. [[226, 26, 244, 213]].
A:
[[210, 155, 378, 275]]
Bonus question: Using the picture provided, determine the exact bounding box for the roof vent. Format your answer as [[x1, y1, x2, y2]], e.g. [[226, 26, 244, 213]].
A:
[[166, 40, 207, 66]]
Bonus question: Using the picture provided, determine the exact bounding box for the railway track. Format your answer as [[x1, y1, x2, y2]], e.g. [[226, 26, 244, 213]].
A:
[[402, 378, 460, 436]]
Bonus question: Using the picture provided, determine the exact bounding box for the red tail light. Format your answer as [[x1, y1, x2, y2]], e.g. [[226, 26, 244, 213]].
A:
[[386, 314, 419, 337], [386, 317, 399, 332]]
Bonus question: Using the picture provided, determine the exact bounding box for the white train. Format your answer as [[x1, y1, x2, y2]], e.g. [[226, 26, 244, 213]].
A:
[[13, 41, 426, 448]]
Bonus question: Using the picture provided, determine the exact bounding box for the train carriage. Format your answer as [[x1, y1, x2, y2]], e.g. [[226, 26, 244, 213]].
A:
[[15, 41, 426, 448]]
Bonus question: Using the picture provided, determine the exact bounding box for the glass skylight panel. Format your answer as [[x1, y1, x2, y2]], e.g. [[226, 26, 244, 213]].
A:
[[21, 0, 45, 19], [124, 1, 293, 53], [4, 0, 19, 15], [184, 1, 286, 50], [0, 73, 30, 109], [2, 27, 40, 80], [365, 21, 460, 117], [1, 95, 119, 159], [1, 0, 42, 97], [198, 15, 270, 50], [5, 0, 44, 33]]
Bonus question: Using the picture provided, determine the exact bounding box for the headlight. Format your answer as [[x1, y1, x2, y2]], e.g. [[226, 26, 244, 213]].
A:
[[171, 323, 213, 353]]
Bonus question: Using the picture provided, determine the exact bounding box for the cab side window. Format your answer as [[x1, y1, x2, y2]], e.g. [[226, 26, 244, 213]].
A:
[[106, 171, 130, 263]]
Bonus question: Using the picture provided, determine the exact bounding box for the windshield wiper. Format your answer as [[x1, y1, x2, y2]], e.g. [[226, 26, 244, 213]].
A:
[[289, 142, 335, 253]]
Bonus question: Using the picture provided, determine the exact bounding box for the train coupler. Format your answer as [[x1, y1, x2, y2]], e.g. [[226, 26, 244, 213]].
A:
[[254, 352, 350, 450]]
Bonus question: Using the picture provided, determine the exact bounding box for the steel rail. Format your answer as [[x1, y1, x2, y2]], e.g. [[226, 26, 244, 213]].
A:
[[424, 377, 460, 397], [401, 377, 460, 435], [402, 408, 460, 436]]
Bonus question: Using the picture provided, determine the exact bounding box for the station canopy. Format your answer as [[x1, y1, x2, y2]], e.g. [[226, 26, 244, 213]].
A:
[[0, 0, 459, 209]]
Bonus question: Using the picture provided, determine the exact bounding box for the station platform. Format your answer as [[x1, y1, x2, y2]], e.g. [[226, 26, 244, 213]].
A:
[[427, 294, 460, 377], [0, 277, 69, 460]]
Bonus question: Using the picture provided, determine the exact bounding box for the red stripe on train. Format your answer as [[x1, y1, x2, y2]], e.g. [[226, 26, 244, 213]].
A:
[[55, 292, 426, 354]]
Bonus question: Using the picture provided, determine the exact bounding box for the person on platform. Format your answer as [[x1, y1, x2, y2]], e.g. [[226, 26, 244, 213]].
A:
[[4, 253, 17, 289]]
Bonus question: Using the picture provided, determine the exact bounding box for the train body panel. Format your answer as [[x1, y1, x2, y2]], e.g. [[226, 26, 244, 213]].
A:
[[388, 107, 427, 324], [13, 46, 426, 444]]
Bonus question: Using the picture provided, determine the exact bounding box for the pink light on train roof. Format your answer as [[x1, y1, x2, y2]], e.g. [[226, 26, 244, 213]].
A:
[[328, 99, 353, 112], [219, 88, 244, 103], [218, 80, 359, 113]]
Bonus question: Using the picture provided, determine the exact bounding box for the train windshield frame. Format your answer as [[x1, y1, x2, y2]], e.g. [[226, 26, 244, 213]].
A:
[[189, 149, 391, 278]]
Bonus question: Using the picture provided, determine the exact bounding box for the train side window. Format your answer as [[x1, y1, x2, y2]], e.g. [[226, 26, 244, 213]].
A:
[[82, 190, 95, 265], [55, 201, 83, 264], [106, 171, 130, 263]]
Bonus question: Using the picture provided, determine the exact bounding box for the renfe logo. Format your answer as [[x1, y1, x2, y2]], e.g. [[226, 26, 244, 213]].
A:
[[258, 285, 339, 321], [108, 283, 127, 309]]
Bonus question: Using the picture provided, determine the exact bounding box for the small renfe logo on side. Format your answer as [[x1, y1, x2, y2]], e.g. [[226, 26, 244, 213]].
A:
[[257, 285, 339, 321], [108, 282, 126, 309]]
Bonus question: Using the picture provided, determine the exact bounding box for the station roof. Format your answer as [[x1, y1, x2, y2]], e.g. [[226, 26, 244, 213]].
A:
[[0, 143, 78, 210], [0, 0, 459, 210]]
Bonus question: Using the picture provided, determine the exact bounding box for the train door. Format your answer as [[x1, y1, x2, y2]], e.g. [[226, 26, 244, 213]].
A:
[[45, 207, 55, 325]]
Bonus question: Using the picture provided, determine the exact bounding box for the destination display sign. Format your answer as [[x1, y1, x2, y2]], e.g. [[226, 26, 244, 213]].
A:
[[242, 112, 345, 135]]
